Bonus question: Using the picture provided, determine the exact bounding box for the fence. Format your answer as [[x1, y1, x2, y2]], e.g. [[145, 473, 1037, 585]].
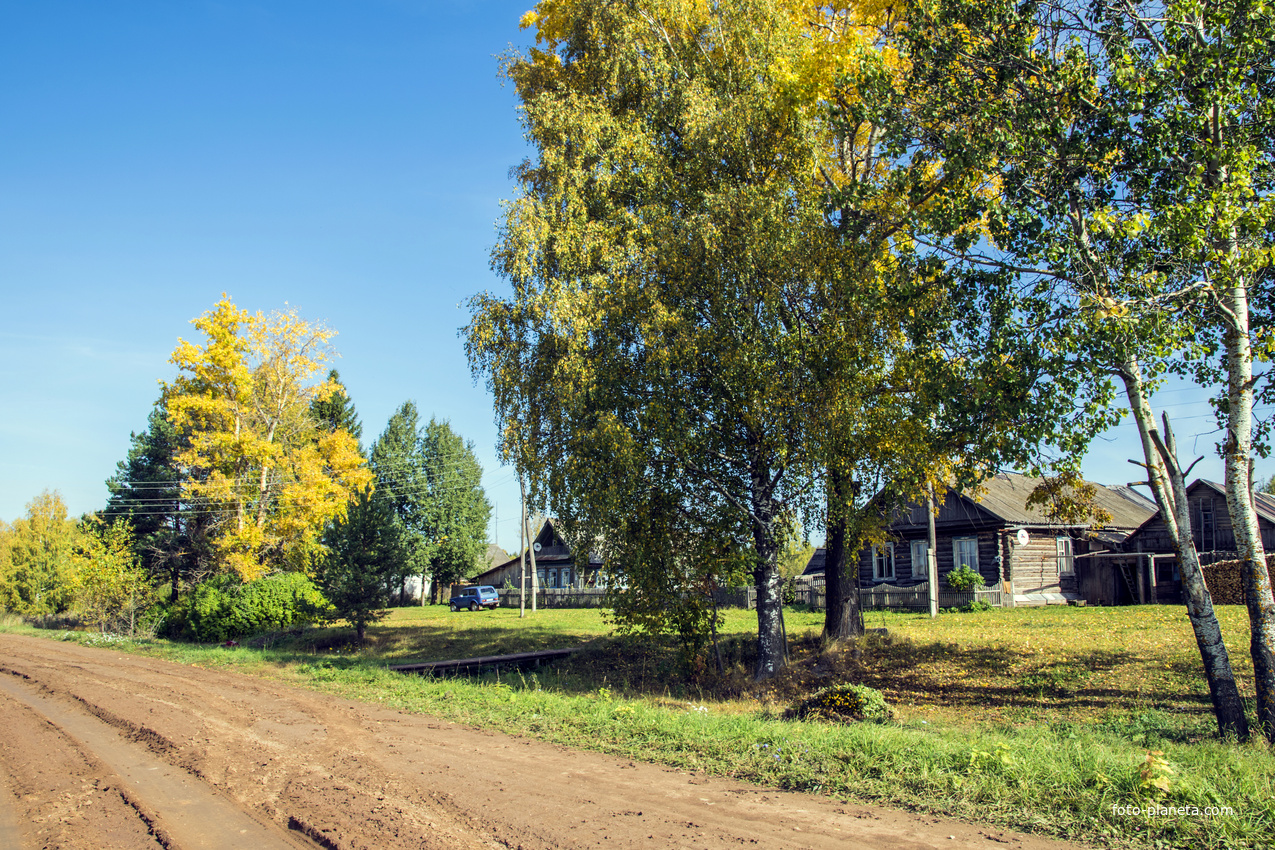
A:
[[485, 580, 1005, 611], [795, 577, 1005, 611], [495, 588, 609, 609]]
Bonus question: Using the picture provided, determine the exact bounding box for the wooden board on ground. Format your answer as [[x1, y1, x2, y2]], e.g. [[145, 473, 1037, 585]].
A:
[[389, 647, 578, 675]]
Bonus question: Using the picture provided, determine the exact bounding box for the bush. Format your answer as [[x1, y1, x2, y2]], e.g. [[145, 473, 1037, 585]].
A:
[[168, 573, 331, 642], [787, 682, 892, 723], [946, 565, 987, 592]]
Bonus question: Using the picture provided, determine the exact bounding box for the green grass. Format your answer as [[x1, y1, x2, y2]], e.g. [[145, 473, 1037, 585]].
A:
[[8, 604, 1275, 849]]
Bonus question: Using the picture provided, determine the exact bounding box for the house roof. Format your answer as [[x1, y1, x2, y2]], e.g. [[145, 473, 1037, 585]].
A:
[[1124, 478, 1275, 543], [1194, 479, 1275, 525], [483, 543, 509, 567], [802, 548, 827, 576], [965, 472, 1156, 530], [475, 518, 602, 582]]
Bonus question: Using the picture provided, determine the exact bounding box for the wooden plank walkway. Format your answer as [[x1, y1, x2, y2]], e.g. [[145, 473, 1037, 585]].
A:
[[389, 647, 578, 676]]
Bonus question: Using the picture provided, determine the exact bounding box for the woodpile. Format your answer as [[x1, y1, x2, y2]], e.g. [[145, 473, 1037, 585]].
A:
[[1202, 555, 1275, 605]]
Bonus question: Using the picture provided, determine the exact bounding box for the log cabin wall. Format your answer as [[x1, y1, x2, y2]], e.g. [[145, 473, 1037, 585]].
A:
[[1009, 534, 1069, 597]]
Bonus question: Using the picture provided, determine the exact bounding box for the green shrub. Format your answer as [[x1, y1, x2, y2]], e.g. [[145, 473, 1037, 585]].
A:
[[168, 573, 331, 642], [945, 565, 986, 592], [787, 683, 892, 723]]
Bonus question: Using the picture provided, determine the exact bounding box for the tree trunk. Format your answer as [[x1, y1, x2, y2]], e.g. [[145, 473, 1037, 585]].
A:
[[751, 466, 787, 680], [753, 547, 785, 680], [1120, 356, 1249, 740], [1220, 282, 1275, 740], [823, 466, 863, 641]]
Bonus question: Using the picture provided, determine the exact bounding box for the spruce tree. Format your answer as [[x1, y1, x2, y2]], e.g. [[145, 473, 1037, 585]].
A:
[[420, 418, 492, 602], [369, 402, 430, 600], [103, 398, 203, 600], [311, 369, 363, 447], [316, 487, 402, 641]]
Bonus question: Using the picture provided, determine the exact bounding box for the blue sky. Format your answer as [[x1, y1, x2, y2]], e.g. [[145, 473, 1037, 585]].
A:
[[0, 0, 1256, 548]]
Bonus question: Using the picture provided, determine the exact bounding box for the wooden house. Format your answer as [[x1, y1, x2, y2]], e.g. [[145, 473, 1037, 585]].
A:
[[470, 518, 606, 591], [804, 472, 1157, 606], [1100, 479, 1275, 606]]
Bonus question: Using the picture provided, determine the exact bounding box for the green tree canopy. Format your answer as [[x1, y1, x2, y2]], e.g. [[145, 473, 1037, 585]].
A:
[[419, 418, 492, 602], [317, 487, 403, 641], [0, 490, 79, 616]]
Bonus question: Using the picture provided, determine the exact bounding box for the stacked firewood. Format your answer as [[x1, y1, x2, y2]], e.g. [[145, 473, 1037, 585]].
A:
[[1201, 555, 1275, 605]]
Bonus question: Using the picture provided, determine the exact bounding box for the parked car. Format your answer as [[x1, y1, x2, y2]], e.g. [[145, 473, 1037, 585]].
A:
[[449, 585, 499, 612]]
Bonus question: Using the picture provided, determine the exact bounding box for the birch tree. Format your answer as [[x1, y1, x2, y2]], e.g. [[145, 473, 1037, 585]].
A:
[[900, 0, 1272, 738], [469, 0, 835, 678], [164, 297, 371, 579]]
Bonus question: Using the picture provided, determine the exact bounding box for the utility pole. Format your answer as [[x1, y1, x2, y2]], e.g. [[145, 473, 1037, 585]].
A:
[[519, 477, 527, 618], [927, 483, 939, 618], [527, 511, 539, 613]]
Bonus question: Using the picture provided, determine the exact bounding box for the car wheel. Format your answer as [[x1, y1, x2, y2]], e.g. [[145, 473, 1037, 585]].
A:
[[470, 601, 479, 612], [449, 602, 458, 612]]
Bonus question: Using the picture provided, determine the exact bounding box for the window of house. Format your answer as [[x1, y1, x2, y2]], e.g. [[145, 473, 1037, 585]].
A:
[[872, 543, 895, 581], [910, 540, 930, 580], [953, 537, 979, 573], [547, 568, 558, 588], [1196, 499, 1216, 551], [560, 567, 572, 588], [1056, 537, 1075, 575]]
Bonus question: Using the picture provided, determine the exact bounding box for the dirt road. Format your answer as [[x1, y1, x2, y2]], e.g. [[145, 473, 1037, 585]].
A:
[[0, 634, 1083, 849]]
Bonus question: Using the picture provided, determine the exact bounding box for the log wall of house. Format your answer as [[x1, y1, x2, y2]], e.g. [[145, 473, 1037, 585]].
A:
[[858, 530, 1003, 590], [1009, 534, 1074, 596]]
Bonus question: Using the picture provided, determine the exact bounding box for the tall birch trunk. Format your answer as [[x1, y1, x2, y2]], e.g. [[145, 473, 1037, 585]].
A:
[[1219, 280, 1275, 740], [751, 462, 787, 680], [1119, 354, 1249, 739]]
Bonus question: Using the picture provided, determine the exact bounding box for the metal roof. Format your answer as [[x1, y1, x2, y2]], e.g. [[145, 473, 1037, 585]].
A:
[[965, 472, 1157, 530]]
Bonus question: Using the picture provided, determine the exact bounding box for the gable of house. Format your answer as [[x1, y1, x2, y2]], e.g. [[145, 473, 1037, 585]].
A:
[[471, 518, 605, 589], [1125, 479, 1275, 555]]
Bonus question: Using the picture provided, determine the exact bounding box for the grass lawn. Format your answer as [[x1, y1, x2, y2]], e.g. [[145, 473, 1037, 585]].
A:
[[12, 604, 1275, 849]]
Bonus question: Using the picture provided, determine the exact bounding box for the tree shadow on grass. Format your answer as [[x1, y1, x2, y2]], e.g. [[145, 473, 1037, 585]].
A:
[[756, 636, 1218, 722]]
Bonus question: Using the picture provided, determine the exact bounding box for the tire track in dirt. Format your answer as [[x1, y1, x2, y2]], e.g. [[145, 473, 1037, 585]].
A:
[[0, 674, 312, 849], [0, 633, 1087, 850], [0, 764, 26, 849], [0, 685, 167, 850]]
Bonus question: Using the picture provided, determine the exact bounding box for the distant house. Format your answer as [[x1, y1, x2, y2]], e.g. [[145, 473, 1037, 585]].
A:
[[803, 472, 1157, 607], [470, 518, 605, 590], [1100, 478, 1275, 606], [483, 543, 510, 570]]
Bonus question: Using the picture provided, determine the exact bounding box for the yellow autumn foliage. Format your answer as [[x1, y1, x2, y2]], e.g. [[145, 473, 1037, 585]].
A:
[[164, 296, 371, 580]]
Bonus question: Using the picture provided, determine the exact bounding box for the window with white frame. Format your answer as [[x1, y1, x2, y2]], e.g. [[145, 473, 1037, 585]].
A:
[[1056, 537, 1075, 575], [910, 540, 930, 579], [872, 543, 895, 580], [952, 537, 979, 573]]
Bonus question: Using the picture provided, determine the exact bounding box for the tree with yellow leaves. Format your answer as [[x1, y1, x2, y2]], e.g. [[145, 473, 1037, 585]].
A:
[[70, 518, 157, 636], [164, 296, 371, 580]]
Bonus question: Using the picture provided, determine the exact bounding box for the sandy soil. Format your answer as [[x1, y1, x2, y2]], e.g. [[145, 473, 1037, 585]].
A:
[[0, 633, 1086, 850]]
